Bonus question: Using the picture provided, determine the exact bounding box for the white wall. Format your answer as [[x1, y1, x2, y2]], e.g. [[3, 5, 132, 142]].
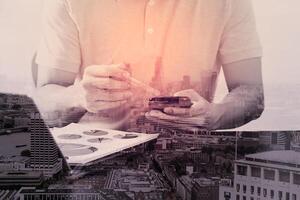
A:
[[0, 0, 299, 130], [0, 0, 43, 93]]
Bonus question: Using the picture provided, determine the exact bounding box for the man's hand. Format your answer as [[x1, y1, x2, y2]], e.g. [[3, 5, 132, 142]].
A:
[[78, 64, 132, 113], [146, 89, 213, 128]]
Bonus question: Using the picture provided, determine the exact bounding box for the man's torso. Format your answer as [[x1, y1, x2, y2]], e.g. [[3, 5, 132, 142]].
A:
[[67, 0, 230, 100]]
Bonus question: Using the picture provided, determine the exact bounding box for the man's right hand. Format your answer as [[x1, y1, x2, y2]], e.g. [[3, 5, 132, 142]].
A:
[[78, 64, 132, 113]]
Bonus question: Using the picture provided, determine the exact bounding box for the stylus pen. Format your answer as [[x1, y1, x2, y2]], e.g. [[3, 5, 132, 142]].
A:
[[128, 76, 160, 96], [122, 63, 160, 96]]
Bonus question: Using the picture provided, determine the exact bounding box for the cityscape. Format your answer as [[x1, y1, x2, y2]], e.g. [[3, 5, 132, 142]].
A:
[[1, 93, 300, 200], [1, 0, 300, 199]]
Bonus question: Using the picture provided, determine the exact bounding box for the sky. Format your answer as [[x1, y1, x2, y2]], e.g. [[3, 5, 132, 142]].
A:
[[0, 0, 299, 130]]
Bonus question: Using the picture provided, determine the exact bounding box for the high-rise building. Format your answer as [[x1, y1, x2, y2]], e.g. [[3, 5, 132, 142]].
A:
[[29, 112, 62, 178], [150, 57, 164, 93], [1, 93, 63, 179], [259, 132, 291, 150], [220, 150, 300, 200], [181, 75, 191, 90], [290, 131, 300, 151]]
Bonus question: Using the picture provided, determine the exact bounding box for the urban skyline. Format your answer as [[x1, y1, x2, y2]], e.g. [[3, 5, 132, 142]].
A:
[[1, 93, 300, 200]]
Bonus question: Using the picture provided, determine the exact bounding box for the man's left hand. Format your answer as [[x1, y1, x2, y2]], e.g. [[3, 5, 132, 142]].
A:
[[146, 89, 215, 129]]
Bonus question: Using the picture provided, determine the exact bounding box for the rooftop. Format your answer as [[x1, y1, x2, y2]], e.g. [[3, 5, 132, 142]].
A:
[[18, 188, 132, 199], [0, 156, 29, 163], [194, 178, 219, 186], [0, 171, 42, 179], [245, 150, 300, 166]]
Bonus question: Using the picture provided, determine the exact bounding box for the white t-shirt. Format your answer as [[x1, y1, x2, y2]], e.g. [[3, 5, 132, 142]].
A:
[[36, 0, 262, 129]]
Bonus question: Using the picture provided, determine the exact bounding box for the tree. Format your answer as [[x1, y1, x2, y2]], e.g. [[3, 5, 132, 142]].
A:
[[21, 149, 31, 157]]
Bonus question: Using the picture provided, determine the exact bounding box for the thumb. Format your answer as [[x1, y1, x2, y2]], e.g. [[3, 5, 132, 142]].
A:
[[189, 100, 210, 116]]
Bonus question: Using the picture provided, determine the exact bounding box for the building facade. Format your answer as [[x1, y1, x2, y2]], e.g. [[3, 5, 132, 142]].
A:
[[220, 150, 300, 200], [29, 113, 62, 178]]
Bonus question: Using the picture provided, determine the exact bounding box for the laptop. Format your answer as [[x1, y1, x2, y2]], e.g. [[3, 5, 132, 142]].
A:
[[0, 93, 158, 171]]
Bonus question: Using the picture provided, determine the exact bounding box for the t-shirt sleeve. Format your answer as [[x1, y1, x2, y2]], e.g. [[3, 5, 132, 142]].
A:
[[219, 0, 262, 65], [36, 0, 81, 73]]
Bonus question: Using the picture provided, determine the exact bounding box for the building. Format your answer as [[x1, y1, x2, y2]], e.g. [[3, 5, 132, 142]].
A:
[[0, 171, 43, 188], [175, 176, 220, 200], [104, 169, 169, 193], [163, 165, 178, 188], [221, 150, 300, 200], [290, 131, 300, 151], [259, 132, 291, 150], [191, 178, 219, 200], [29, 112, 62, 178], [0, 94, 63, 182], [176, 176, 193, 200], [16, 187, 132, 200], [219, 179, 234, 200], [0, 189, 18, 199], [0, 156, 30, 171]]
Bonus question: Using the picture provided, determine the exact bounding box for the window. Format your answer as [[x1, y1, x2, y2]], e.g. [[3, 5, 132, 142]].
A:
[[257, 187, 261, 196], [287, 192, 290, 200], [279, 191, 283, 200], [237, 165, 248, 176], [236, 184, 240, 192], [224, 192, 231, 198], [243, 185, 247, 194], [264, 169, 275, 180], [270, 190, 274, 199], [279, 170, 290, 183], [250, 197, 254, 200], [293, 173, 300, 185], [251, 167, 261, 178], [236, 194, 240, 200], [243, 196, 246, 200], [251, 186, 254, 194], [271, 133, 278, 144], [263, 189, 267, 197], [292, 194, 297, 200]]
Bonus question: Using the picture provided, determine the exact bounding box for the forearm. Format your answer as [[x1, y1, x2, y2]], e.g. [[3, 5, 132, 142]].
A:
[[208, 85, 264, 130], [34, 84, 86, 127]]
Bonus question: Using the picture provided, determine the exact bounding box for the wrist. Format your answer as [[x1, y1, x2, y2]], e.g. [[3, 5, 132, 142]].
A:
[[67, 82, 86, 110], [205, 103, 225, 130]]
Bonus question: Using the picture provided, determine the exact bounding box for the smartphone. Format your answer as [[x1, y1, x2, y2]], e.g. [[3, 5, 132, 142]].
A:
[[148, 96, 193, 111]]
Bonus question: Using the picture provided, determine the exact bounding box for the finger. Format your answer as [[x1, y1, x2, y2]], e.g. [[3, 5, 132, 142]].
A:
[[85, 64, 130, 81], [148, 110, 180, 121], [86, 100, 128, 113], [163, 107, 191, 116], [82, 77, 130, 90], [86, 89, 132, 101], [163, 103, 208, 117], [120, 63, 131, 71], [175, 116, 207, 127], [146, 111, 207, 126], [146, 111, 207, 127], [145, 113, 202, 130], [191, 102, 209, 115]]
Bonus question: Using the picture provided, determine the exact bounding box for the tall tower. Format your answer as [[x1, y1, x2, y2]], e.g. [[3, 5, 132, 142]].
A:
[[150, 57, 164, 94], [30, 112, 62, 177], [181, 75, 191, 90]]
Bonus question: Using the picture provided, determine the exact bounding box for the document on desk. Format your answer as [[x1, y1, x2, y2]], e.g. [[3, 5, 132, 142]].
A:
[[51, 123, 159, 165]]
